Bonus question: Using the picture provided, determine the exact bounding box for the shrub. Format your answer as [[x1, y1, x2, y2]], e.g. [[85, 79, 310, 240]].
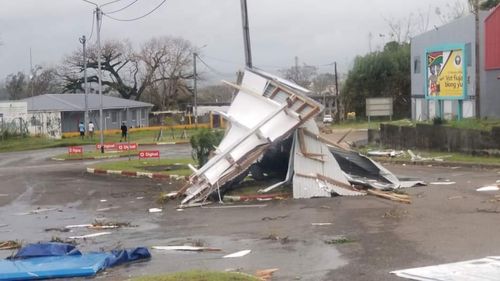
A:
[[190, 129, 224, 167]]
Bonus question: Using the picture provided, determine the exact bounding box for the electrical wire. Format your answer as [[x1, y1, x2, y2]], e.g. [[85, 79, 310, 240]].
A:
[[103, 0, 167, 22], [196, 56, 234, 77], [87, 10, 96, 41], [105, 0, 139, 14], [202, 54, 335, 70], [101, 0, 125, 8]]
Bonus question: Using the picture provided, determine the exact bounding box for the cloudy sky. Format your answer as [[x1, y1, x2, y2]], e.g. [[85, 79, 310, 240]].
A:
[[0, 0, 467, 85]]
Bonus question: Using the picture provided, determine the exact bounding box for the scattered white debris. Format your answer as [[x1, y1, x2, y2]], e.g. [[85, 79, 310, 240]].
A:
[[408, 150, 451, 162], [149, 208, 162, 213], [17, 208, 58, 215], [176, 209, 184, 212], [223, 249, 251, 258], [100, 199, 107, 202], [367, 150, 404, 157], [391, 256, 500, 281], [96, 206, 120, 212], [65, 224, 93, 229], [477, 185, 500, 192], [430, 181, 456, 185], [136, 197, 144, 200], [311, 223, 333, 226], [69, 232, 111, 239], [152, 246, 221, 252]]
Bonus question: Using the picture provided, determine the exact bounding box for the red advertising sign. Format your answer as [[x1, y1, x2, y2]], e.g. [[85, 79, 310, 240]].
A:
[[139, 150, 160, 159], [117, 143, 138, 151], [96, 143, 117, 151], [68, 146, 83, 154]]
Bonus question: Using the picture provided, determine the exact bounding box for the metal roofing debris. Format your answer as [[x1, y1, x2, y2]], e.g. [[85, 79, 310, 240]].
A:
[[223, 249, 251, 258], [177, 68, 418, 206], [391, 256, 500, 281], [22, 94, 153, 112], [477, 185, 500, 191]]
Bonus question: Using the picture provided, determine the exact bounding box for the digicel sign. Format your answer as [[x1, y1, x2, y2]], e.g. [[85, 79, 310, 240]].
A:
[[68, 146, 83, 154], [139, 150, 160, 159], [117, 143, 138, 151], [96, 143, 117, 150]]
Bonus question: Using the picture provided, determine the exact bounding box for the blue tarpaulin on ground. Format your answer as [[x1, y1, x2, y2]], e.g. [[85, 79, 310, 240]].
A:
[[0, 243, 151, 280]]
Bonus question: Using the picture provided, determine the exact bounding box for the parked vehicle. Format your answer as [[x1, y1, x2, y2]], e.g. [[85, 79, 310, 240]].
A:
[[323, 114, 333, 123]]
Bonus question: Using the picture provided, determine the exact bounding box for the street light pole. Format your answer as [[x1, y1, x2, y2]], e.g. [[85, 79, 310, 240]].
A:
[[240, 0, 253, 68], [193, 52, 198, 126], [79, 35, 89, 133], [96, 7, 104, 152]]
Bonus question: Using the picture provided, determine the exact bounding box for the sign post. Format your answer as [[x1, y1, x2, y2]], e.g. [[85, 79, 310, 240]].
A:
[[366, 97, 393, 126]]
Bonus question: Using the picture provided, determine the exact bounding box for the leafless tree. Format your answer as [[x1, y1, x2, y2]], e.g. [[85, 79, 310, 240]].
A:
[[5, 67, 61, 100], [279, 63, 317, 89], [60, 36, 195, 108]]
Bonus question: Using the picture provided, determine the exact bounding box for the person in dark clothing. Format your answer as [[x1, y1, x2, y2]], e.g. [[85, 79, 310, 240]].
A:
[[120, 122, 128, 142]]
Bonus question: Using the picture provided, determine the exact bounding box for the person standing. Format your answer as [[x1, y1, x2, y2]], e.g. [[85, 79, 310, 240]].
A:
[[120, 122, 128, 142], [88, 121, 95, 139], [78, 121, 85, 139]]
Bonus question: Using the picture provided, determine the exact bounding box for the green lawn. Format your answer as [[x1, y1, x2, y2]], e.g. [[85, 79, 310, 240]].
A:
[[0, 128, 192, 153], [132, 271, 260, 281], [90, 158, 194, 176]]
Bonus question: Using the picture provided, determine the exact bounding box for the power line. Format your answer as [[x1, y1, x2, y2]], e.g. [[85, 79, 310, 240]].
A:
[[87, 10, 96, 41], [197, 56, 233, 76], [105, 0, 139, 14], [101, 0, 125, 8], [103, 0, 167, 22]]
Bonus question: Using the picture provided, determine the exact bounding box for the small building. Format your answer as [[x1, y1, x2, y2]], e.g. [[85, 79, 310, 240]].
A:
[[22, 94, 153, 136], [411, 5, 500, 120]]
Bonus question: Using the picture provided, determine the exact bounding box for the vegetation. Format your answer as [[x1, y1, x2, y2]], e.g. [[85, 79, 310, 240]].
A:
[[132, 271, 259, 281], [190, 129, 224, 167], [90, 158, 194, 176], [0, 128, 191, 153], [342, 41, 410, 119]]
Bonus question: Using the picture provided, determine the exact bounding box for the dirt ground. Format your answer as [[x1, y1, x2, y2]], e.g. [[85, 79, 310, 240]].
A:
[[2, 143, 500, 280]]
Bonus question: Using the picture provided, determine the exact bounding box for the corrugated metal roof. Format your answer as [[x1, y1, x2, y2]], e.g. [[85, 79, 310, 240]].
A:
[[22, 94, 153, 112], [292, 120, 364, 198]]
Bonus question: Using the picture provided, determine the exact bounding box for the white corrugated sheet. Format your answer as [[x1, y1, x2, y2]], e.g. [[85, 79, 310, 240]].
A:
[[292, 120, 363, 198]]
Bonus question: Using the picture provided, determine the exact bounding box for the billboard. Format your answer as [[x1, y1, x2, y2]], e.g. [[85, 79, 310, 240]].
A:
[[425, 44, 467, 100]]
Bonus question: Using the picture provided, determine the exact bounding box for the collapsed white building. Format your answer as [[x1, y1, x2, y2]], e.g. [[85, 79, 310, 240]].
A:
[[178, 69, 404, 207]]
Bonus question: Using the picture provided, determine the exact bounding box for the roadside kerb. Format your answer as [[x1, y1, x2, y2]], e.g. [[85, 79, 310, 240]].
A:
[[86, 167, 189, 181]]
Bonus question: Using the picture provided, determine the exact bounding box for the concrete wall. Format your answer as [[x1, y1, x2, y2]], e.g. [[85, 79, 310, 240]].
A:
[[0, 101, 28, 123], [410, 12, 496, 120], [27, 112, 62, 139], [377, 123, 500, 153]]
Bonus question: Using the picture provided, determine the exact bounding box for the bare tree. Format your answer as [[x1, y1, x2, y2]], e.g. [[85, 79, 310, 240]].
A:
[[5, 67, 61, 100], [279, 63, 317, 89], [60, 36, 195, 106]]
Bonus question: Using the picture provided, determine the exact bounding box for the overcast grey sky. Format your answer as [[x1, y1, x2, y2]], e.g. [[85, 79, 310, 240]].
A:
[[0, 0, 467, 84]]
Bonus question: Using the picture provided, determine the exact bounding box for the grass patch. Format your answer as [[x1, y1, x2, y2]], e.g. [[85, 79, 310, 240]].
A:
[[0, 128, 194, 153], [132, 271, 260, 281], [90, 158, 194, 176]]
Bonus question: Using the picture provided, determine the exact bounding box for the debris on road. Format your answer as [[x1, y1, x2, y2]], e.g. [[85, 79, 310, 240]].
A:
[[391, 256, 500, 281], [45, 227, 70, 233], [152, 246, 221, 252], [262, 234, 290, 244], [311, 222, 332, 226], [0, 240, 21, 250], [367, 189, 411, 204], [223, 249, 251, 258], [17, 207, 59, 215], [69, 232, 112, 239], [262, 215, 288, 221], [477, 185, 500, 192], [96, 206, 120, 212], [408, 150, 452, 162], [149, 208, 162, 213], [204, 204, 267, 209], [430, 181, 456, 185], [324, 236, 356, 245], [367, 150, 404, 157], [255, 268, 279, 281]]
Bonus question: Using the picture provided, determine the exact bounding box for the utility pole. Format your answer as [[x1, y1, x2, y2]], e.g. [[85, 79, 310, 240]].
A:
[[193, 52, 198, 126], [334, 62, 340, 123], [295, 56, 299, 83], [240, 0, 252, 68], [96, 7, 104, 152], [30, 48, 34, 98], [79, 35, 89, 132], [473, 0, 481, 119]]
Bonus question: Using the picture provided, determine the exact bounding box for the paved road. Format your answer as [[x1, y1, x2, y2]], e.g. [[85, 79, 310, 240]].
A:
[[1, 145, 500, 280]]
